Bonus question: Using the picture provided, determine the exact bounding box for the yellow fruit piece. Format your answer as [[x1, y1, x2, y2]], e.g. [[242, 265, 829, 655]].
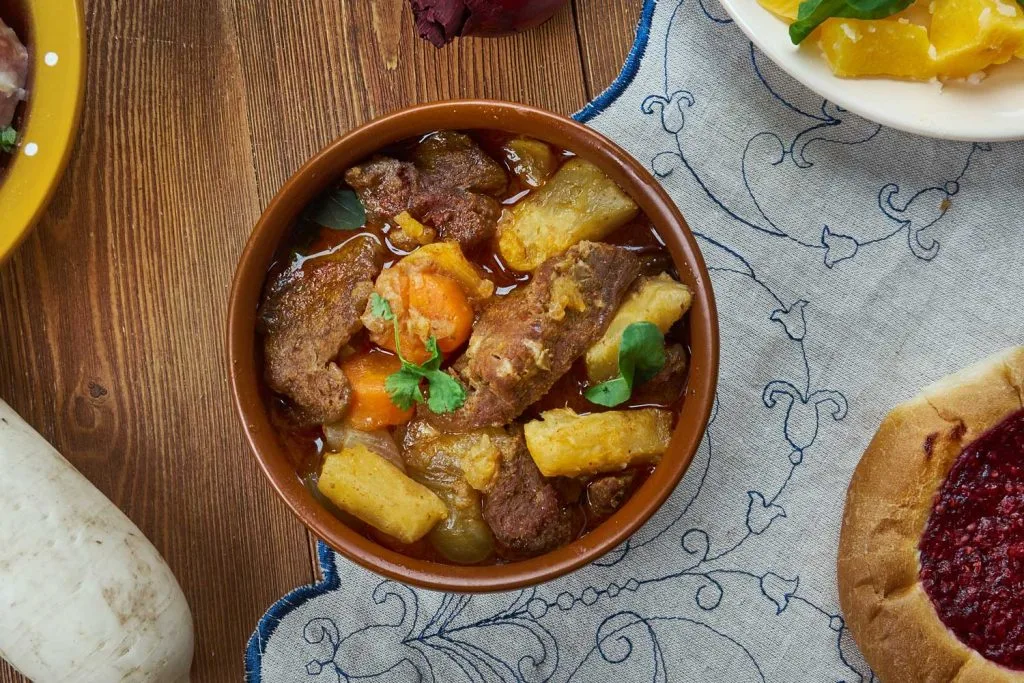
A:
[[895, 0, 935, 24], [401, 241, 495, 301], [318, 445, 448, 544], [497, 158, 638, 272], [818, 19, 937, 80], [393, 211, 435, 246], [931, 0, 1024, 77], [524, 408, 673, 478], [585, 274, 692, 383], [757, 0, 802, 20]]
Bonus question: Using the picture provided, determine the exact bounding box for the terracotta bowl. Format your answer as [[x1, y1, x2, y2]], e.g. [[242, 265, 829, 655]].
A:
[[228, 100, 720, 592]]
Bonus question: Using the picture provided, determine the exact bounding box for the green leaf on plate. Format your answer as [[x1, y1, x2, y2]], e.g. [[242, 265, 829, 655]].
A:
[[303, 187, 366, 231], [788, 0, 914, 44]]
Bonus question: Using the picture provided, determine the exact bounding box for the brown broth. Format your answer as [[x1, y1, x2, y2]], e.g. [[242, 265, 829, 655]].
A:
[[259, 129, 692, 564]]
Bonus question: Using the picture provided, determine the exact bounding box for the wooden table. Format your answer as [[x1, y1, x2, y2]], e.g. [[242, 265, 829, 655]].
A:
[[0, 1, 639, 679]]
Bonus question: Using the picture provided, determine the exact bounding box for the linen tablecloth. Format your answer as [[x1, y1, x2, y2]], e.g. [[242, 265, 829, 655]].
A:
[[247, 1, 1024, 679]]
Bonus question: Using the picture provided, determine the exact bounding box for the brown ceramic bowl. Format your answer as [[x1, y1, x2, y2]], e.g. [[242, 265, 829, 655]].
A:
[[228, 100, 719, 592]]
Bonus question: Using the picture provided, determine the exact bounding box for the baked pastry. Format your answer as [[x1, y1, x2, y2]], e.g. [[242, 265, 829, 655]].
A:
[[839, 346, 1024, 682]]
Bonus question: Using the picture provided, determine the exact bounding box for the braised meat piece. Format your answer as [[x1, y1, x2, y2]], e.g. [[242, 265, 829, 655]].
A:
[[413, 131, 508, 195], [428, 241, 641, 431], [0, 19, 28, 128], [481, 430, 581, 558], [586, 472, 636, 520], [344, 133, 507, 251], [259, 235, 384, 425], [343, 157, 419, 221], [632, 343, 688, 405], [409, 189, 500, 253]]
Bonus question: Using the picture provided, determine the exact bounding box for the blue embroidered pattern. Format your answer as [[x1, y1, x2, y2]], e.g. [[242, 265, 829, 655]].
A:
[[247, 0, 1013, 680]]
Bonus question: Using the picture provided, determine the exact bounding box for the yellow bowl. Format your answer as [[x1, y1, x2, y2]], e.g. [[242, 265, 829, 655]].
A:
[[0, 0, 85, 265]]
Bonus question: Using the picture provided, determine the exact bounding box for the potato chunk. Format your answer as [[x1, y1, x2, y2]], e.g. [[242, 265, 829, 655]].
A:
[[497, 159, 639, 271], [756, 0, 801, 20], [393, 210, 436, 246], [524, 408, 673, 478], [401, 241, 495, 301], [931, 0, 1024, 78], [317, 445, 447, 543], [818, 19, 937, 80], [502, 137, 558, 187], [585, 274, 693, 383]]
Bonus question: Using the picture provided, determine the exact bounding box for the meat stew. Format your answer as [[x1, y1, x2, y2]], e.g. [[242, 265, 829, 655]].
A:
[[258, 129, 694, 565]]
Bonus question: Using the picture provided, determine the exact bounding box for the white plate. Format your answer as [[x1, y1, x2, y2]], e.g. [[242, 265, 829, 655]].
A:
[[715, 0, 1024, 141]]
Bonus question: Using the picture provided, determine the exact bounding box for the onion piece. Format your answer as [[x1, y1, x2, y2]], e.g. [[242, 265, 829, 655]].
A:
[[322, 423, 406, 473]]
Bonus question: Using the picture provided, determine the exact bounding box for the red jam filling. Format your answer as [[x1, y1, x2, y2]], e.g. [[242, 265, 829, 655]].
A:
[[919, 408, 1024, 670]]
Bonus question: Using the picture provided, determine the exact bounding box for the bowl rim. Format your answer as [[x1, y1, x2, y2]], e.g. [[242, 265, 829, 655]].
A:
[[227, 99, 720, 592], [0, 0, 87, 265]]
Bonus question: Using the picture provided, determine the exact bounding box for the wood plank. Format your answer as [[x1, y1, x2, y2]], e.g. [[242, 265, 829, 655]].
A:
[[574, 0, 643, 99], [0, 1, 313, 681]]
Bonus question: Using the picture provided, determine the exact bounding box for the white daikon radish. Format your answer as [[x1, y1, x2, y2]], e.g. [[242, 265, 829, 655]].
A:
[[0, 399, 194, 682]]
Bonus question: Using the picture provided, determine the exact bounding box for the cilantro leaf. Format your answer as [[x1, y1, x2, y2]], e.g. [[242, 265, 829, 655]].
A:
[[372, 299, 467, 414], [0, 127, 16, 154], [585, 322, 667, 408], [385, 370, 425, 410], [788, 0, 913, 44], [584, 376, 632, 407], [370, 292, 394, 321], [421, 337, 443, 372], [424, 370, 467, 413], [303, 187, 366, 231], [622, 321, 668, 386]]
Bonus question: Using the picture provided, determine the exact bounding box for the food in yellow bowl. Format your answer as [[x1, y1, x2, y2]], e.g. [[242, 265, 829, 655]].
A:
[[0, 0, 86, 265], [0, 17, 27, 135], [760, 0, 1024, 81]]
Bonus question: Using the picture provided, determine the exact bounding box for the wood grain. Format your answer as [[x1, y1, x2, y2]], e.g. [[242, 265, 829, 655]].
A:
[[0, 1, 637, 680], [575, 0, 644, 97]]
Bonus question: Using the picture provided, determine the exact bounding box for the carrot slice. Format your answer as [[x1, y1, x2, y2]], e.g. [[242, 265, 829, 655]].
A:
[[340, 350, 414, 430]]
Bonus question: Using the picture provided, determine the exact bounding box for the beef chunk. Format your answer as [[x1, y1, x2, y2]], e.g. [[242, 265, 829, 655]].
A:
[[481, 431, 580, 558], [344, 157, 419, 221], [586, 472, 636, 520], [259, 235, 384, 425], [633, 343, 688, 406], [637, 251, 675, 278], [429, 242, 641, 431], [344, 134, 507, 251], [414, 131, 508, 196], [410, 189, 501, 252]]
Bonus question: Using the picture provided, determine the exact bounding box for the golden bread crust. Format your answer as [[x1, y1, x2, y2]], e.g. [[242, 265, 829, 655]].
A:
[[838, 347, 1024, 683]]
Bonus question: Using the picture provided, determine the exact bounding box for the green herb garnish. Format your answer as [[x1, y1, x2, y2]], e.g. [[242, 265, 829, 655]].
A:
[[371, 293, 467, 413], [0, 127, 17, 154], [584, 322, 667, 408], [303, 187, 366, 231], [788, 0, 914, 44]]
